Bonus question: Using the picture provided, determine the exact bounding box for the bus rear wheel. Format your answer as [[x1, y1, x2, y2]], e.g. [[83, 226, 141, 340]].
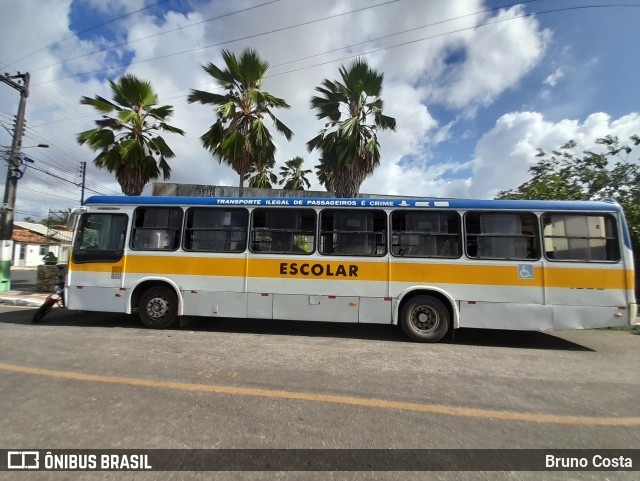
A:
[[400, 295, 450, 343], [139, 286, 178, 329]]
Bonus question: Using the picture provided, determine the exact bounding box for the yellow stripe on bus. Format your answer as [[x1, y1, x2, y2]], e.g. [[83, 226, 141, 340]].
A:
[[69, 259, 125, 273], [390, 263, 544, 287], [70, 257, 245, 276], [394, 264, 630, 290], [69, 256, 632, 289], [545, 267, 633, 290]]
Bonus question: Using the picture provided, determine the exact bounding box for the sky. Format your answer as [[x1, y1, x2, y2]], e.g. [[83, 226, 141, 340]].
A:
[[0, 0, 639, 221]]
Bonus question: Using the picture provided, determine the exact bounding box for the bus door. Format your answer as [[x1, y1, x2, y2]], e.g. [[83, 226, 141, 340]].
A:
[[458, 211, 549, 330], [66, 212, 129, 312], [541, 212, 630, 329]]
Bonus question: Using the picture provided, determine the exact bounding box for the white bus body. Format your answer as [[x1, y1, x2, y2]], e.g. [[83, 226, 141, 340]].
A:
[[66, 196, 637, 342]]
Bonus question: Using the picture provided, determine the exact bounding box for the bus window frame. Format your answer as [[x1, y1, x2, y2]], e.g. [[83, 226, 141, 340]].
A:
[[72, 212, 129, 264], [319, 208, 388, 257], [183, 207, 249, 253], [541, 212, 621, 263], [390, 209, 462, 259], [464, 210, 541, 261], [249, 207, 316, 255], [130, 206, 184, 252]]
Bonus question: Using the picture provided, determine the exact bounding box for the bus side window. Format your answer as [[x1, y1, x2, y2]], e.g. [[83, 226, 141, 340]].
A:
[[465, 212, 539, 260], [250, 208, 315, 255], [391, 211, 461, 258], [320, 210, 386, 256], [131, 207, 183, 251], [542, 214, 619, 262], [184, 208, 248, 253]]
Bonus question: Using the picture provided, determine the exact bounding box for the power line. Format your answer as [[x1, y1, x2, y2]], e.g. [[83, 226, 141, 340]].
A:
[[157, 0, 543, 102], [20, 188, 78, 202], [5, 0, 174, 68], [28, 2, 640, 107], [15, 209, 47, 217], [23, 0, 540, 123], [25, 168, 114, 202], [29, 0, 283, 75], [32, 0, 402, 86], [27, 86, 96, 127], [17, 1, 283, 127], [271, 0, 540, 69], [17, 1, 640, 134], [22, 152, 120, 196], [0, 112, 117, 197], [25, 169, 83, 195], [21, 130, 85, 170], [17, 127, 123, 195], [265, 4, 640, 79]]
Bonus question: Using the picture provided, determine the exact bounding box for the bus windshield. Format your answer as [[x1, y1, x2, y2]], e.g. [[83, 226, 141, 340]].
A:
[[73, 213, 128, 263]]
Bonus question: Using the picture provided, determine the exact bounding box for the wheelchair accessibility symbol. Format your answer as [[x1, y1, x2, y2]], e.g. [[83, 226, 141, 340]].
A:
[[518, 264, 534, 279]]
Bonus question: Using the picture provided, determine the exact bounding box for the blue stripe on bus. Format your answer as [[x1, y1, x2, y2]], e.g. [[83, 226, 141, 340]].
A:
[[84, 195, 624, 213]]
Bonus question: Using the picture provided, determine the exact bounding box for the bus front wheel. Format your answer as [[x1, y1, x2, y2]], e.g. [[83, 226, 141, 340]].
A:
[[139, 286, 178, 329], [400, 295, 450, 343]]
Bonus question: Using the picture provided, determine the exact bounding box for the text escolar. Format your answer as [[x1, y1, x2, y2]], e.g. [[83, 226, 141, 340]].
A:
[[279, 262, 358, 277]]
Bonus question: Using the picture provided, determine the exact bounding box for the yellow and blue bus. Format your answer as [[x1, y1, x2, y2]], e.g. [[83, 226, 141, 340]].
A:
[[67, 196, 637, 342]]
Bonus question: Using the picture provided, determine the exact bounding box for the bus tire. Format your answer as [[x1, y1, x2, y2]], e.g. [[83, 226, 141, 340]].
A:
[[139, 286, 178, 329], [400, 295, 450, 343]]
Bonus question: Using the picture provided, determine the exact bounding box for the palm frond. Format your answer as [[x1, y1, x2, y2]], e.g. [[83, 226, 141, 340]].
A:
[[79, 95, 120, 113], [187, 89, 229, 106], [77, 74, 182, 195], [194, 48, 292, 187], [157, 123, 186, 135], [238, 48, 269, 87], [266, 111, 293, 140]]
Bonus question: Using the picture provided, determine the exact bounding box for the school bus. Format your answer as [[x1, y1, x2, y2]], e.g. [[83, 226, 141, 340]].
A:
[[66, 196, 637, 342]]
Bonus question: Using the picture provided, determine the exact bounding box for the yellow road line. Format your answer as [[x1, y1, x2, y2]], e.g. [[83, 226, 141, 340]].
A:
[[1, 361, 638, 426]]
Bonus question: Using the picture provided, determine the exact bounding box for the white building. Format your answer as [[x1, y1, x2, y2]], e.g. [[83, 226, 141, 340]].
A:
[[12, 222, 72, 267]]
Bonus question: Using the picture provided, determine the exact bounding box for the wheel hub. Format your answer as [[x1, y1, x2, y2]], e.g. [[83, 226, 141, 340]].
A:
[[147, 297, 169, 319], [411, 306, 439, 333]]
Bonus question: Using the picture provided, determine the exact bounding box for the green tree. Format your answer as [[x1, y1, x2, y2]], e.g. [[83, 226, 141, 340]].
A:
[[498, 135, 640, 252], [188, 48, 293, 196], [77, 74, 184, 196], [308, 58, 396, 198], [247, 159, 278, 189], [279, 156, 312, 190], [314, 149, 336, 193]]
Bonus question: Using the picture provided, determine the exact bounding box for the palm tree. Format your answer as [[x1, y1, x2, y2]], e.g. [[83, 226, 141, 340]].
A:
[[77, 74, 184, 196], [188, 48, 293, 196], [247, 159, 278, 189], [279, 156, 312, 190], [307, 58, 396, 197], [315, 147, 337, 193]]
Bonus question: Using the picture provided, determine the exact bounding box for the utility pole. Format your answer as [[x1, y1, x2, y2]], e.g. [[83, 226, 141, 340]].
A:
[[79, 161, 87, 205], [0, 72, 30, 291]]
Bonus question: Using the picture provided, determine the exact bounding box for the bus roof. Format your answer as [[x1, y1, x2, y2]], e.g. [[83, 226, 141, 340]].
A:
[[83, 195, 624, 212]]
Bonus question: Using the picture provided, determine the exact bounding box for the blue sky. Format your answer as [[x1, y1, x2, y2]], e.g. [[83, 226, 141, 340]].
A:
[[0, 0, 639, 220]]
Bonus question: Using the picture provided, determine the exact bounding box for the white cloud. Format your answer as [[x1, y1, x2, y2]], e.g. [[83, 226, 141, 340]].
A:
[[466, 111, 640, 199], [427, 5, 551, 110], [543, 67, 564, 87], [2, 0, 629, 221]]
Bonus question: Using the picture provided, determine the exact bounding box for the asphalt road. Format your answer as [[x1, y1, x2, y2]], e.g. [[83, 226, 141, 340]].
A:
[[0, 305, 639, 481]]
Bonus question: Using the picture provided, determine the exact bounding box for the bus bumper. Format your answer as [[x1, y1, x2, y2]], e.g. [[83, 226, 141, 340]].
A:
[[631, 303, 638, 325]]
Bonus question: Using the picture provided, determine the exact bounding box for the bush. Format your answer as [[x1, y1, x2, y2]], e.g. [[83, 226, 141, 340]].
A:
[[43, 252, 58, 265]]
